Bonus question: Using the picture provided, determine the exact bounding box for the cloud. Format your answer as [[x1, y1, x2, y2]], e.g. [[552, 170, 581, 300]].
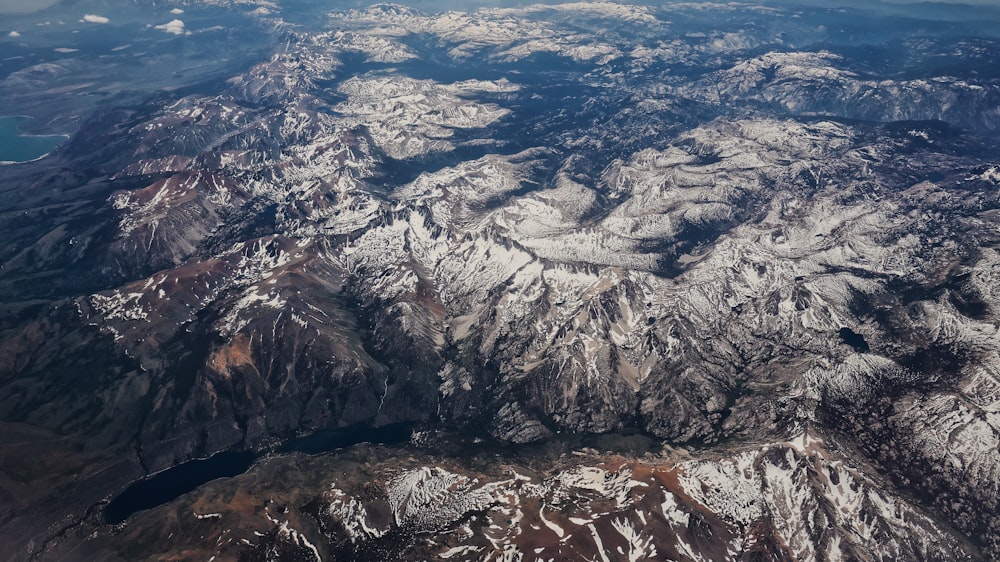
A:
[[170, 8, 184, 14], [81, 14, 109, 24], [155, 19, 186, 35], [7, 30, 20, 38]]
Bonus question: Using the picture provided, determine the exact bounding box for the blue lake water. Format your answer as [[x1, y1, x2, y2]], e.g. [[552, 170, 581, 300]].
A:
[[0, 116, 67, 164]]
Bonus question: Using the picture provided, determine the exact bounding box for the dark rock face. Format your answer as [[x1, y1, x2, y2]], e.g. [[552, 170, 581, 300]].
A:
[[2, 1, 1000, 560]]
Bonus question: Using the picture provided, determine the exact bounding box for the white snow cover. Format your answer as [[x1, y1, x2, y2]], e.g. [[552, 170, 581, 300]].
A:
[[677, 432, 960, 561], [79, 7, 1000, 558]]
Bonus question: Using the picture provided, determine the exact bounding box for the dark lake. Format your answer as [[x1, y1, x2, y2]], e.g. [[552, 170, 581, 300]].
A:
[[102, 451, 256, 525], [0, 116, 67, 164], [839, 327, 870, 352], [102, 423, 414, 524]]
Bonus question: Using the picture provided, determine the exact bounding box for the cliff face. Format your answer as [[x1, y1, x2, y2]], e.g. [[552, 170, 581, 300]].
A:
[[2, 1, 1000, 560]]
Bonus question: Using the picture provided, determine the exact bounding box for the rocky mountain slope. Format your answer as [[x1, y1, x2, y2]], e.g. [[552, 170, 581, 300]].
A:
[[74, 434, 976, 561], [2, 1, 1000, 560]]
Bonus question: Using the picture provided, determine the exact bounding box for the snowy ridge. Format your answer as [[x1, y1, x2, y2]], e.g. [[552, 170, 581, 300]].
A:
[[684, 50, 1000, 132], [332, 75, 517, 159], [678, 432, 968, 561], [310, 436, 968, 561], [12, 3, 1000, 558], [327, 4, 637, 64], [388, 467, 499, 532]]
